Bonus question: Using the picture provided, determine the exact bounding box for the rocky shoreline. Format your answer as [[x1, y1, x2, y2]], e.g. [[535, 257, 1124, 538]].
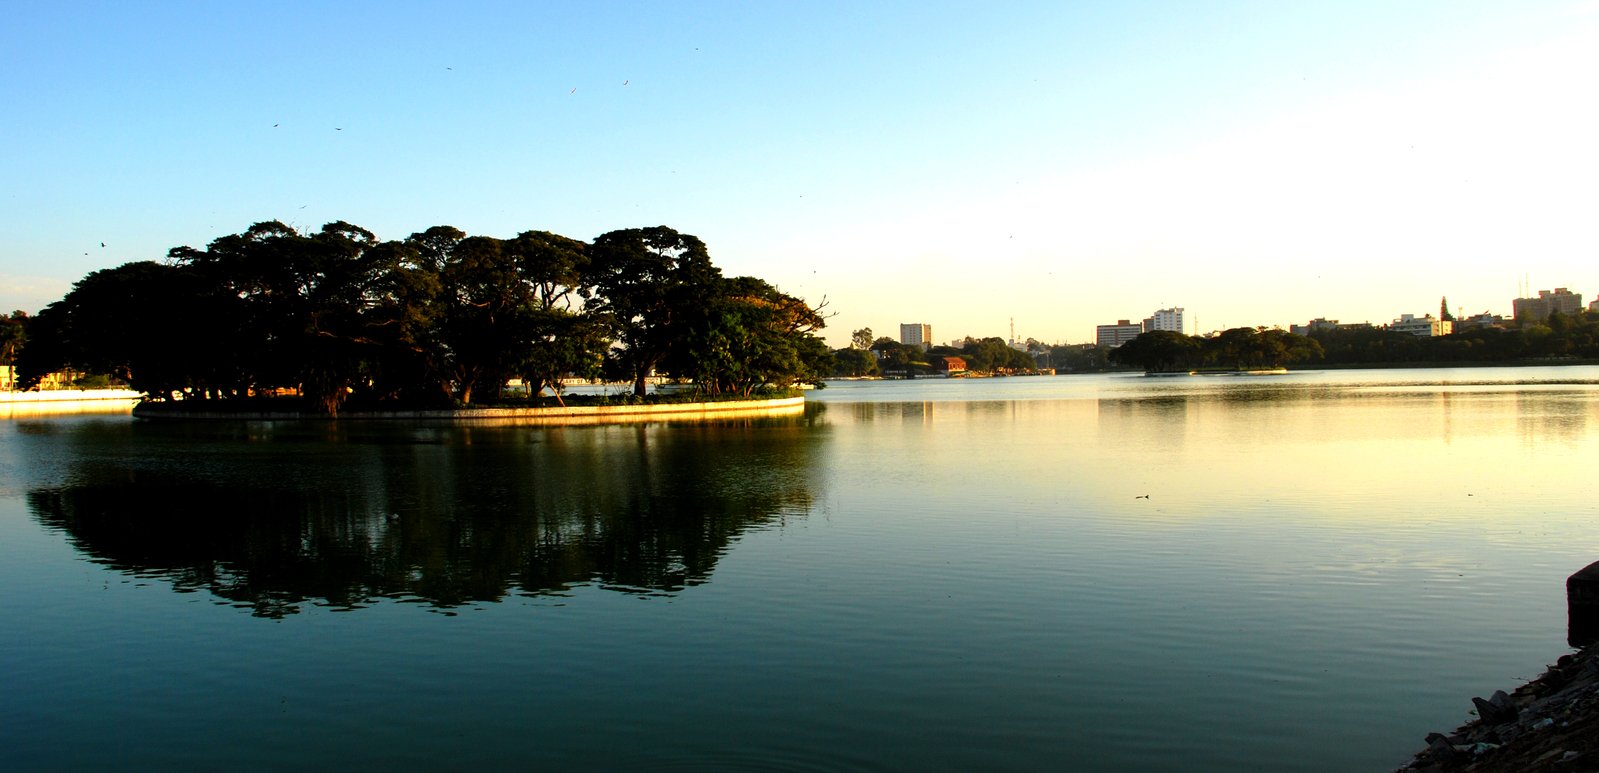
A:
[[1397, 645, 1599, 771]]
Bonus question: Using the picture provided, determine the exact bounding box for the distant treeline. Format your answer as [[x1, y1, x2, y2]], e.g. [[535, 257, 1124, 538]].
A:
[[14, 222, 830, 413], [1106, 328, 1323, 372], [1303, 313, 1599, 365], [831, 332, 1040, 377], [828, 311, 1599, 377]]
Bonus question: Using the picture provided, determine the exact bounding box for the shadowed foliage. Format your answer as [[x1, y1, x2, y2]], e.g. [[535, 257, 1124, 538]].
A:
[[17, 221, 828, 412]]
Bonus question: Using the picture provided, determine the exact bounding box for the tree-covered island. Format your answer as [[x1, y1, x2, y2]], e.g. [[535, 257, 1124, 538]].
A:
[[1107, 327, 1325, 373], [16, 222, 832, 414]]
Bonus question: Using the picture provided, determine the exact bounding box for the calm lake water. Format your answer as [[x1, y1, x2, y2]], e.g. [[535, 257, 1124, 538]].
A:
[[4, 367, 1598, 770]]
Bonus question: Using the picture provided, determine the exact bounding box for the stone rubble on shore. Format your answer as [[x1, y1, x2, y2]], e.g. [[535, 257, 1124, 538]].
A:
[[1398, 644, 1599, 772]]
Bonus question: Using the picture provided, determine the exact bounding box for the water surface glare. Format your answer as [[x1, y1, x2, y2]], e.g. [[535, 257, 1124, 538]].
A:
[[3, 367, 1597, 770]]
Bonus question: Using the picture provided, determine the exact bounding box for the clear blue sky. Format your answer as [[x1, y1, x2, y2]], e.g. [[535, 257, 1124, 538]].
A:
[[5, 0, 1597, 346]]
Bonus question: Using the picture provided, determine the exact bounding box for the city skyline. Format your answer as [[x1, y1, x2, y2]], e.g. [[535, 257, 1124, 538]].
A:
[[863, 287, 1580, 348], [5, 2, 1598, 349]]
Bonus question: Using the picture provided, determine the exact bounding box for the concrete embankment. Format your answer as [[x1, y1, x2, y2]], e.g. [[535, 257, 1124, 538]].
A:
[[132, 395, 807, 425], [0, 389, 142, 417]]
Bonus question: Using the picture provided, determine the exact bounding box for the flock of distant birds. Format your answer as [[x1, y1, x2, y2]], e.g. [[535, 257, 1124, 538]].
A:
[[85, 51, 718, 257], [256, 71, 638, 138]]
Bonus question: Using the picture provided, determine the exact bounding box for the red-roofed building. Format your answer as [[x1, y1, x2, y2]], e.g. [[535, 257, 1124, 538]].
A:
[[939, 356, 967, 377]]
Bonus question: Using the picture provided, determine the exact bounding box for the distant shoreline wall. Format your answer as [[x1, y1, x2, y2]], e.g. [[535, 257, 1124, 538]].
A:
[[0, 389, 143, 418], [132, 395, 807, 425]]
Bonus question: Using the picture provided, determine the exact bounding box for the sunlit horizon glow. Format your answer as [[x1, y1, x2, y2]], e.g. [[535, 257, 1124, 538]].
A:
[[4, 1, 1597, 347]]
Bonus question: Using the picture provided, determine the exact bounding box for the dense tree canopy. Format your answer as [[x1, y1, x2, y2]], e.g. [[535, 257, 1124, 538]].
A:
[[588, 227, 722, 396], [1303, 315, 1599, 364], [0, 311, 27, 366], [675, 276, 832, 397], [17, 221, 828, 412], [1108, 327, 1323, 372]]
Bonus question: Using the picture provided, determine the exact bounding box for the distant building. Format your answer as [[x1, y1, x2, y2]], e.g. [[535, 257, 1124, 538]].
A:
[[1513, 288, 1583, 322], [938, 356, 967, 376], [1096, 320, 1143, 348], [1457, 311, 1506, 329], [1390, 313, 1452, 337], [899, 323, 932, 351], [1289, 318, 1374, 336], [1142, 307, 1185, 334], [1290, 318, 1341, 336]]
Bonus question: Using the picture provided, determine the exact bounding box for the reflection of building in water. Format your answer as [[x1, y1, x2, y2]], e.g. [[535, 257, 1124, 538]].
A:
[[1515, 391, 1589, 445], [1094, 394, 1193, 454]]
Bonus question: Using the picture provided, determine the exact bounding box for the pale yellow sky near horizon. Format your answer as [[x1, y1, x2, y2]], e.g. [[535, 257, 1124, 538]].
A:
[[753, 9, 1599, 347]]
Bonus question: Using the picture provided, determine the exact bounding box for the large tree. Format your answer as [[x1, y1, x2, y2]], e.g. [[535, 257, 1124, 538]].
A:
[[960, 336, 1035, 374], [675, 276, 829, 396], [833, 347, 878, 377], [0, 311, 27, 367], [167, 220, 402, 411], [1107, 330, 1204, 373], [350, 236, 450, 405], [503, 230, 607, 401], [588, 226, 722, 396], [437, 235, 534, 404], [1206, 327, 1321, 370], [15, 261, 228, 397]]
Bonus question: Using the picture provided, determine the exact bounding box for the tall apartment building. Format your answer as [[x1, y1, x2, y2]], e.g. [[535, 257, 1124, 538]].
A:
[[899, 323, 932, 350], [1142, 307, 1185, 333], [1095, 320, 1143, 348], [1513, 288, 1583, 322]]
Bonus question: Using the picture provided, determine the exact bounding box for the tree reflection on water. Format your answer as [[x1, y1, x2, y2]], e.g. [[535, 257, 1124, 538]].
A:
[[25, 417, 824, 617]]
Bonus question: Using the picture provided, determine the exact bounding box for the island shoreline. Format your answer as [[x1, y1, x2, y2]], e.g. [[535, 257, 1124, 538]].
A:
[[131, 395, 807, 424]]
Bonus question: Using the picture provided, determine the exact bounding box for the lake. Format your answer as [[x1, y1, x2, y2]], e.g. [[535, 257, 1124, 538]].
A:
[[4, 367, 1597, 770]]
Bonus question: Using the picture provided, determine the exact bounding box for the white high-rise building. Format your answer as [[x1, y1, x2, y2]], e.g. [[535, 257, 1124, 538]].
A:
[[899, 323, 932, 350], [1143, 307, 1185, 334]]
